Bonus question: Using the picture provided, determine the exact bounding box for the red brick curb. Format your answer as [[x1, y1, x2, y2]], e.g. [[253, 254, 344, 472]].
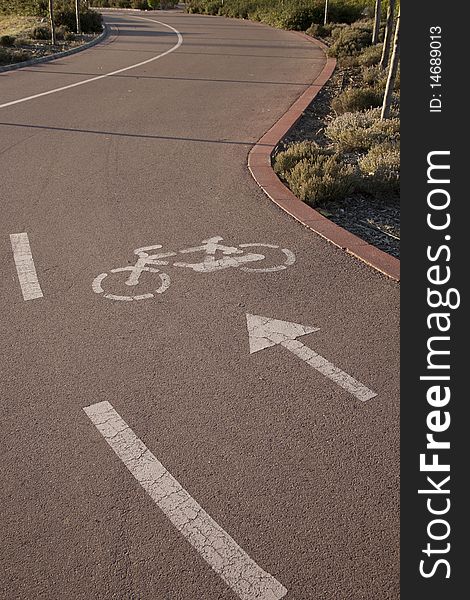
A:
[[248, 33, 400, 282]]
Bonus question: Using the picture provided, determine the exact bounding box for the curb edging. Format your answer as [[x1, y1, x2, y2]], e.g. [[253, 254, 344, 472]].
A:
[[248, 33, 400, 282], [0, 24, 109, 74]]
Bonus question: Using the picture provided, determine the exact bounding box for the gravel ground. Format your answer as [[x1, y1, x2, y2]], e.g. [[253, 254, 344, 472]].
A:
[[276, 67, 400, 259]]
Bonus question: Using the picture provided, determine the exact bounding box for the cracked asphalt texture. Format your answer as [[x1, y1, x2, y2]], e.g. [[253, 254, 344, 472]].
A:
[[0, 9, 399, 600]]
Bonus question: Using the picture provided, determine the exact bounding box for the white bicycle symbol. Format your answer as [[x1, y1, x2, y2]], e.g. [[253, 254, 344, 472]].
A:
[[92, 236, 295, 301]]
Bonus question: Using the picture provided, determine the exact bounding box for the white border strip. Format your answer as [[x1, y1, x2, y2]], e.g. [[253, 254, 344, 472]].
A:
[[84, 401, 287, 600], [0, 16, 183, 110], [10, 232, 43, 301]]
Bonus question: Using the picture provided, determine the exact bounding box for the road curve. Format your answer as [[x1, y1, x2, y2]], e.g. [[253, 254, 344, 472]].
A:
[[0, 10, 399, 600]]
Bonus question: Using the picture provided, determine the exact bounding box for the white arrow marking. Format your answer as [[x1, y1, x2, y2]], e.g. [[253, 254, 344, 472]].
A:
[[246, 314, 377, 402], [10, 233, 43, 301], [84, 401, 287, 600]]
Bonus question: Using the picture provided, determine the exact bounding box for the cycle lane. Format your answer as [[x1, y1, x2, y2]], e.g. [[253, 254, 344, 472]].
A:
[[0, 10, 399, 600]]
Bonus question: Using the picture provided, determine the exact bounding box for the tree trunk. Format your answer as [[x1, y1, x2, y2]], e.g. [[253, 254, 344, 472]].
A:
[[48, 0, 56, 46], [324, 0, 329, 26], [76, 0, 81, 35], [372, 0, 382, 44], [380, 0, 396, 69], [381, 9, 400, 120]]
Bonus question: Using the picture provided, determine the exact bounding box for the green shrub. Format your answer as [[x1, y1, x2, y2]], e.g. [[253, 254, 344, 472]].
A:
[[248, 8, 265, 21], [96, 0, 119, 6], [274, 141, 325, 174], [82, 9, 103, 33], [362, 65, 395, 94], [187, 0, 222, 15], [0, 47, 9, 64], [0, 47, 31, 64], [274, 6, 323, 31], [325, 109, 400, 152], [53, 9, 76, 32], [357, 42, 382, 66], [1, 35, 16, 47], [274, 143, 357, 206], [328, 25, 372, 58], [53, 9, 102, 34], [267, 3, 364, 31], [0, 0, 104, 17], [361, 64, 381, 86], [332, 86, 383, 114], [32, 25, 51, 40], [156, 0, 179, 7], [329, 23, 350, 39], [185, 1, 370, 29], [287, 155, 357, 205], [327, 2, 365, 24], [0, 1, 48, 17], [306, 23, 329, 38], [394, 67, 400, 90], [17, 48, 33, 61], [358, 142, 400, 195], [133, 0, 149, 8], [55, 24, 68, 40], [8, 5, 100, 42], [361, 64, 400, 94]]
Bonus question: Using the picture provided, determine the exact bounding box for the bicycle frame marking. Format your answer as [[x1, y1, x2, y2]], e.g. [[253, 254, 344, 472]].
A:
[[92, 236, 296, 301]]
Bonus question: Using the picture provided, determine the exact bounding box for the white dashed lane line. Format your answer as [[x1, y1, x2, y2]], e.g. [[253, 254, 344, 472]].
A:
[[84, 401, 287, 600], [10, 232, 43, 301]]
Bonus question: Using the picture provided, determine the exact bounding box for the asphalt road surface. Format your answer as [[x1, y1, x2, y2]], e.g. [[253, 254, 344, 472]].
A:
[[0, 9, 399, 600]]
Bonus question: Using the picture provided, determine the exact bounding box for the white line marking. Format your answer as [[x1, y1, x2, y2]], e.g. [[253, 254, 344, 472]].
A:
[[84, 401, 287, 600], [92, 266, 171, 301], [282, 339, 377, 402], [10, 233, 43, 301], [0, 16, 183, 110], [246, 313, 377, 402], [238, 244, 296, 273]]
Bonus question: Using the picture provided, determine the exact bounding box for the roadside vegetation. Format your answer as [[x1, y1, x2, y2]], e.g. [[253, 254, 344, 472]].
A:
[[0, 1, 103, 66], [186, 1, 400, 255], [91, 1, 179, 8], [185, 0, 374, 27], [274, 18, 400, 204]]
